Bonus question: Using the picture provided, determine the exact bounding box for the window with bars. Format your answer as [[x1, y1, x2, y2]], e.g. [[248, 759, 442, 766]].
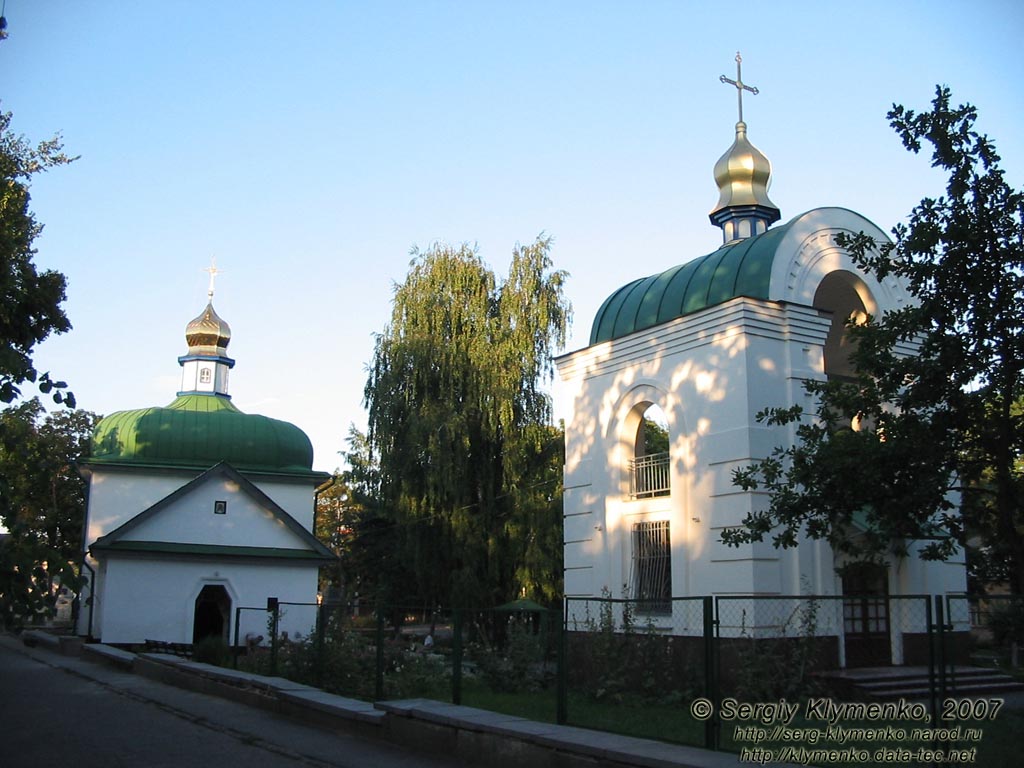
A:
[[631, 521, 672, 614]]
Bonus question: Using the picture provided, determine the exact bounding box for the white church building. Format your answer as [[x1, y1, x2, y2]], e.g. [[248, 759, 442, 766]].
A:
[[556, 61, 966, 667], [77, 288, 333, 647]]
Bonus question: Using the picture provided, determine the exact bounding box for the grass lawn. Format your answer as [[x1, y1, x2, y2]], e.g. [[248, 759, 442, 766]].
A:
[[231, 650, 1024, 764], [459, 681, 1024, 765], [460, 681, 709, 747]]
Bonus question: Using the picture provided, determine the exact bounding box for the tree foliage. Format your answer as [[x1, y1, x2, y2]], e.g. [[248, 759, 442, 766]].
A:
[[726, 87, 1024, 590], [332, 426, 422, 618], [364, 237, 570, 609], [0, 398, 99, 627], [1, 108, 77, 406]]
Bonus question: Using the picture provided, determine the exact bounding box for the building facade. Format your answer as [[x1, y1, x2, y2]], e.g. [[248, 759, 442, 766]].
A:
[[77, 297, 332, 646], [557, 102, 966, 667]]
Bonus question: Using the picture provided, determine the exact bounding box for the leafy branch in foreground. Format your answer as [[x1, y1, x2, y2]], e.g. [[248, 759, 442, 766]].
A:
[[725, 86, 1023, 588], [0, 108, 78, 407]]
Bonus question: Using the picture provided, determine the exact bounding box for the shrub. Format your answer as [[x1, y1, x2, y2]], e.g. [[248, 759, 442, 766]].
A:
[[193, 636, 230, 666], [733, 597, 823, 701], [472, 619, 551, 693], [989, 600, 1024, 648]]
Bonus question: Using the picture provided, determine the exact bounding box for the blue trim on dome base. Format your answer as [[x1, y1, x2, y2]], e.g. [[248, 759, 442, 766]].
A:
[[177, 354, 236, 368]]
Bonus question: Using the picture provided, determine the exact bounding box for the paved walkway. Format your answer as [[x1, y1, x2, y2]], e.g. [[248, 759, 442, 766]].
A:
[[0, 634, 458, 768], [2, 632, 777, 767]]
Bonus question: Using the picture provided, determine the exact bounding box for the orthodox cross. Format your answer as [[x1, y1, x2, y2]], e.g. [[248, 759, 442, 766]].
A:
[[719, 51, 759, 124], [203, 257, 223, 300]]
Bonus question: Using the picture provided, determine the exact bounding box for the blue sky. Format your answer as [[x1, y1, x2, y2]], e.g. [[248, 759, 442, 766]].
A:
[[3, 1, 1022, 472]]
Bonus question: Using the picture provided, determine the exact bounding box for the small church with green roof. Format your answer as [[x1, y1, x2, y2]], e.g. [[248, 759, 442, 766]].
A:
[[77, 292, 333, 647], [556, 57, 966, 668]]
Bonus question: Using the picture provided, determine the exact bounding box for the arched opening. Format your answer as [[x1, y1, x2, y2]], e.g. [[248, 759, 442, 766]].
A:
[[813, 271, 873, 381], [630, 404, 670, 499], [193, 584, 231, 644]]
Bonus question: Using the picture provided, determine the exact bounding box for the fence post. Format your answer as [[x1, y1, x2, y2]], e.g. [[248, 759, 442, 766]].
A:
[[557, 599, 568, 724], [933, 596, 948, 705], [925, 596, 939, 735], [316, 601, 327, 689], [268, 598, 280, 676], [233, 606, 241, 669], [944, 595, 958, 697], [452, 608, 463, 705], [703, 596, 719, 751], [375, 606, 385, 701]]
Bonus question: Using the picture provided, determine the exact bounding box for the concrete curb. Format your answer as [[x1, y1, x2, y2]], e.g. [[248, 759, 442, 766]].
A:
[[21, 629, 83, 656]]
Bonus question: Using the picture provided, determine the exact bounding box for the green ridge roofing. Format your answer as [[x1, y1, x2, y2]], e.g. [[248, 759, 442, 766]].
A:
[[90, 540, 332, 561], [590, 220, 792, 344], [89, 394, 316, 475]]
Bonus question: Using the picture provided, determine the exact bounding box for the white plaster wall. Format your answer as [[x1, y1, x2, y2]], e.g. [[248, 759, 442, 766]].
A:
[[124, 476, 310, 549], [97, 557, 320, 645], [84, 469, 195, 544], [768, 207, 908, 314], [85, 470, 318, 546], [252, 479, 318, 530], [559, 298, 831, 607]]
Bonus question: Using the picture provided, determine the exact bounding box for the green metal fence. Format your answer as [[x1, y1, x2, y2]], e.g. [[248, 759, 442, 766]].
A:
[[228, 600, 561, 713], [561, 596, 713, 746], [559, 592, 1011, 752], [217, 592, 1020, 755]]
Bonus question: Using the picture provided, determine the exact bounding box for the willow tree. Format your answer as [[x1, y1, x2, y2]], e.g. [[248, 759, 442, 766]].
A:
[[365, 237, 570, 609]]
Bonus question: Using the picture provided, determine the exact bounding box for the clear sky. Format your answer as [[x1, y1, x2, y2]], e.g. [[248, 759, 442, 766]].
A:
[[2, 0, 1022, 473]]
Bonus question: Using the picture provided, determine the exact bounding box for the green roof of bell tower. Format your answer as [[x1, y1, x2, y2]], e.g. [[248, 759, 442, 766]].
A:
[[590, 219, 791, 344]]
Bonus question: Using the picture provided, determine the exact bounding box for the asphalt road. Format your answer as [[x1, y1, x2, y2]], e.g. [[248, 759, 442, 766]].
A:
[[0, 638, 457, 768]]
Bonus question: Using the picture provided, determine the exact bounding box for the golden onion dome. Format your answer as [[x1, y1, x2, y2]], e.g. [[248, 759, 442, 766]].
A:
[[711, 121, 779, 214], [184, 302, 231, 356]]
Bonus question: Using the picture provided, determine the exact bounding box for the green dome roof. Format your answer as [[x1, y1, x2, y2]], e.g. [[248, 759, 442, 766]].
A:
[[89, 395, 315, 475], [590, 217, 794, 344]]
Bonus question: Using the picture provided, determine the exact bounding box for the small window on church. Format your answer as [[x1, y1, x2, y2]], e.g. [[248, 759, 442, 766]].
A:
[[214, 500, 227, 515], [631, 520, 671, 614], [200, 367, 212, 384]]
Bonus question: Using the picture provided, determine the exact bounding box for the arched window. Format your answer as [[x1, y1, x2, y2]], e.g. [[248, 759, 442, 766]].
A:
[[630, 404, 670, 499], [813, 271, 874, 381]]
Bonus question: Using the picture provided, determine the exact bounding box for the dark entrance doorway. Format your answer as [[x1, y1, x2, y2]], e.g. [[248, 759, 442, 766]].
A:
[[193, 585, 231, 644], [842, 563, 892, 667]]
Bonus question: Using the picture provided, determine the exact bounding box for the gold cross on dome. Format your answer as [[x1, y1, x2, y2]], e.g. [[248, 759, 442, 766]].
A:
[[719, 52, 759, 124], [203, 256, 223, 300]]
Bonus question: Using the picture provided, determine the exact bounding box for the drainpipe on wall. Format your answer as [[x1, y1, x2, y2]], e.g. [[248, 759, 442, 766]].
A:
[[80, 558, 96, 640], [72, 460, 93, 639]]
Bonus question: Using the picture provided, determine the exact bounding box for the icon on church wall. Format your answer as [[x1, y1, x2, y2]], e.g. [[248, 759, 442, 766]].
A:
[[214, 500, 227, 515]]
